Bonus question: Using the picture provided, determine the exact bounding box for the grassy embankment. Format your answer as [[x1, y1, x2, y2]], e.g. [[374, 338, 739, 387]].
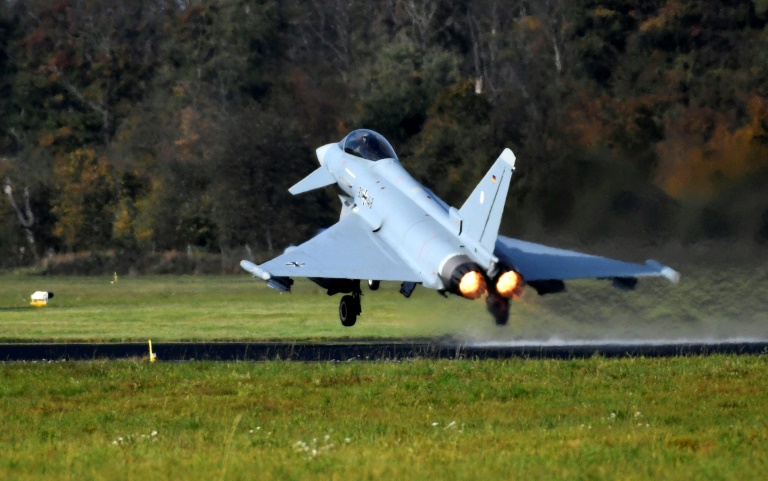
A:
[[1, 256, 767, 342], [1, 357, 767, 480]]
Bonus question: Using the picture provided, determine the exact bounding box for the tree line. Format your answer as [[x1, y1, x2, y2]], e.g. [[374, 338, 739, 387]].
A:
[[1, 0, 767, 270]]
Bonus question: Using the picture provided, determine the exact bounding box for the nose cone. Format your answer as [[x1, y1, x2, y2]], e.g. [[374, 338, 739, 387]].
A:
[[316, 143, 334, 166]]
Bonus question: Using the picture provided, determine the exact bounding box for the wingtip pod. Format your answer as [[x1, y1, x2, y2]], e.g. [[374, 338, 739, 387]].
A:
[[645, 260, 681, 284], [240, 260, 271, 281], [661, 266, 681, 284], [240, 260, 293, 292]]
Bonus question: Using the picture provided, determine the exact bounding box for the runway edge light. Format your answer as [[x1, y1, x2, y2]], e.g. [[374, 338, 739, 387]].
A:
[[30, 291, 54, 307], [148, 340, 157, 362]]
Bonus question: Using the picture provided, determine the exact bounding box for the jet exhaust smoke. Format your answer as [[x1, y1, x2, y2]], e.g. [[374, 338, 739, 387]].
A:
[[462, 337, 768, 348]]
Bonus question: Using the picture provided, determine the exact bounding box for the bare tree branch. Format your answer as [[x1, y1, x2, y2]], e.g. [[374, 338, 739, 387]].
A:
[[303, 0, 351, 82], [4, 179, 38, 260]]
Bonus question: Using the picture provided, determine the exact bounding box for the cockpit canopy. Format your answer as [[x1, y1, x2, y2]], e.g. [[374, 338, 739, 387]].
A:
[[339, 129, 398, 161]]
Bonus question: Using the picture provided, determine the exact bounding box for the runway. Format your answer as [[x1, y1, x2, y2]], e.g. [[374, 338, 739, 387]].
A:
[[2, 339, 767, 361]]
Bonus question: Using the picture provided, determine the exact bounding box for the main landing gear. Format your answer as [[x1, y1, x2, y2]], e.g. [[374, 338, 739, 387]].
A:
[[486, 291, 510, 326], [338, 279, 381, 326], [339, 292, 361, 327]]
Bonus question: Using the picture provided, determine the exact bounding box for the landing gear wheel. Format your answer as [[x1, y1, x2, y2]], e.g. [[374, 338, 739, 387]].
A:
[[368, 280, 380, 291], [339, 295, 360, 327]]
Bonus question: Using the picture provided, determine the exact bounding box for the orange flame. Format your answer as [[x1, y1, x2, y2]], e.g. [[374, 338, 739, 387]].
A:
[[496, 270, 523, 298], [459, 271, 487, 299]]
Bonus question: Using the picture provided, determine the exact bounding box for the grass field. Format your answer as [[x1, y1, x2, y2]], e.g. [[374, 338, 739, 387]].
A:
[[1, 256, 767, 480], [1, 356, 767, 480], [1, 257, 767, 342]]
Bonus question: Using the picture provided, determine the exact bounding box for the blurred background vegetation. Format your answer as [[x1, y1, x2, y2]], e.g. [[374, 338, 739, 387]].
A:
[[1, 0, 767, 272]]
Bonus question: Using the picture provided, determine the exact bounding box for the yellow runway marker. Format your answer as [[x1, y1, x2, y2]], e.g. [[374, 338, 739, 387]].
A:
[[148, 340, 157, 362]]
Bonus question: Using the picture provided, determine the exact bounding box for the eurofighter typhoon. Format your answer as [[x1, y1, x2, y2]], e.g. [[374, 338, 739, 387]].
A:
[[241, 129, 679, 326]]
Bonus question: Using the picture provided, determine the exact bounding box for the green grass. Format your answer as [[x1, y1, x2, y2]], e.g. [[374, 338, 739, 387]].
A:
[[1, 260, 768, 342], [0, 275, 478, 341], [2, 263, 767, 480], [1, 356, 767, 480]]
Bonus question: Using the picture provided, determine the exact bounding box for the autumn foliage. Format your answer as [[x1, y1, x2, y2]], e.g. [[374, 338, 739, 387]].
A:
[[1, 0, 767, 268]]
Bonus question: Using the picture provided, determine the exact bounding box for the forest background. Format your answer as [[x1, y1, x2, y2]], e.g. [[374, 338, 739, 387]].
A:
[[1, 0, 767, 273]]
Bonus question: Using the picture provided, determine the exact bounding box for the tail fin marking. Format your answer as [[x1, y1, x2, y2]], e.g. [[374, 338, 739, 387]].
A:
[[458, 148, 516, 253]]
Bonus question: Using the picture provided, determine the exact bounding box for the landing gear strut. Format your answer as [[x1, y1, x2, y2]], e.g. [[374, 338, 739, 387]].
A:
[[339, 282, 362, 327], [486, 292, 510, 326]]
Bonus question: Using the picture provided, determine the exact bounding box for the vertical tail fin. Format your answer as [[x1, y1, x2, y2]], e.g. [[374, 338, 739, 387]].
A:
[[458, 148, 516, 253]]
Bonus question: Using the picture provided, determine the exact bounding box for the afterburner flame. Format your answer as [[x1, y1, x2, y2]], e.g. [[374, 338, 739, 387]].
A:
[[496, 270, 523, 298], [459, 271, 487, 299]]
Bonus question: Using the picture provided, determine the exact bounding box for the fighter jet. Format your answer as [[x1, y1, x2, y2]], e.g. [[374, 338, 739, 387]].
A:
[[241, 129, 679, 326]]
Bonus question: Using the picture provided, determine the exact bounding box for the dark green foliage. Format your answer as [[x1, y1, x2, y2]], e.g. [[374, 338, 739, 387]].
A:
[[211, 104, 330, 252], [1, 0, 767, 268]]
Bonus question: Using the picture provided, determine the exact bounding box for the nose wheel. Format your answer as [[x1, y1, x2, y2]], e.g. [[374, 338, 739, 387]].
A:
[[339, 292, 362, 327]]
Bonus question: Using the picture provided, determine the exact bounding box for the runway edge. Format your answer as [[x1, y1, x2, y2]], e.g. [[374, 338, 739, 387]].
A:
[[2, 341, 768, 361]]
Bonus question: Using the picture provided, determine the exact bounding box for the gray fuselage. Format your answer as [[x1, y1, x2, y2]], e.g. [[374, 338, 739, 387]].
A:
[[320, 143, 484, 290]]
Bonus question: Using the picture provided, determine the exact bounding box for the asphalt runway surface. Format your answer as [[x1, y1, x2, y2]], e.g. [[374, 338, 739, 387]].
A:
[[2, 340, 767, 362]]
